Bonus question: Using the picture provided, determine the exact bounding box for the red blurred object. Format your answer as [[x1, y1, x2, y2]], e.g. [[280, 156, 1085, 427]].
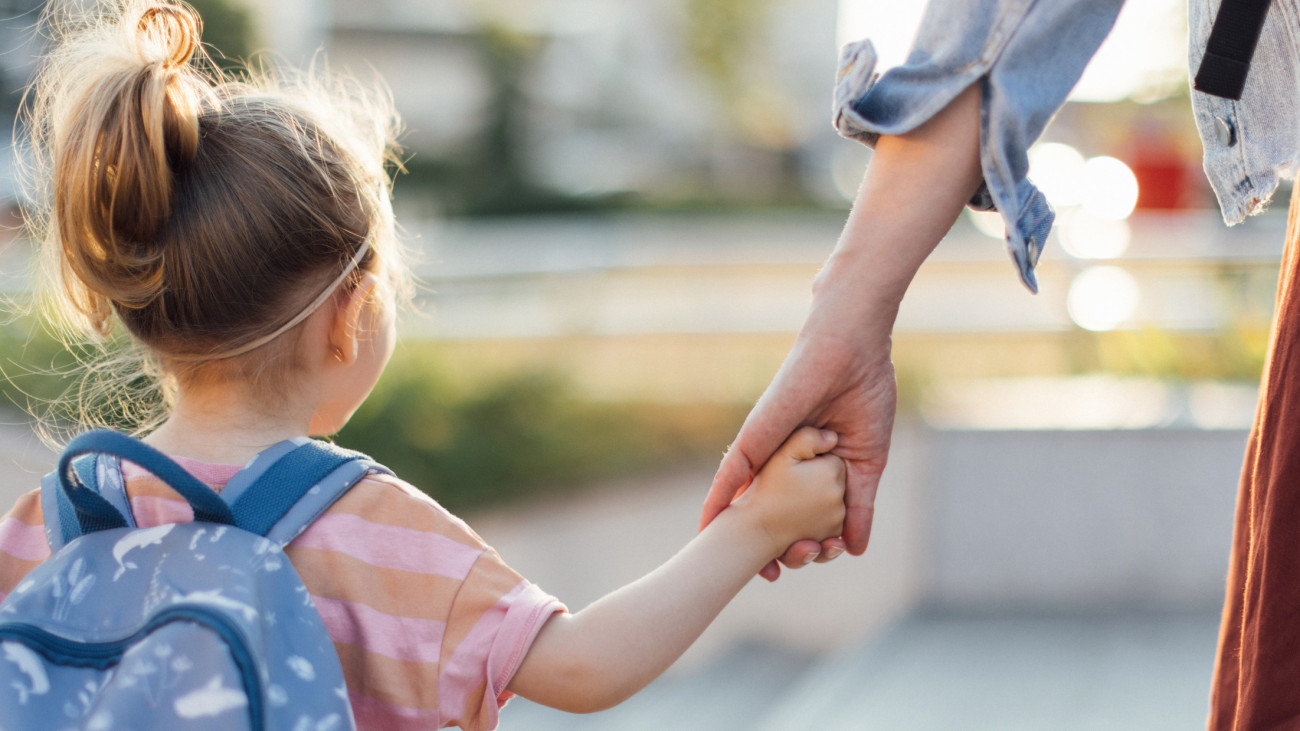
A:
[[1127, 126, 1194, 210]]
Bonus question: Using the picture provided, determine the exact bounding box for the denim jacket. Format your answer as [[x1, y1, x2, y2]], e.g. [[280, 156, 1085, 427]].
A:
[[833, 0, 1300, 292]]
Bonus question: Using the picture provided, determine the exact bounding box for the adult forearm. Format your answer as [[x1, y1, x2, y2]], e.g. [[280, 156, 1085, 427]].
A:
[[509, 509, 772, 712], [819, 82, 984, 324]]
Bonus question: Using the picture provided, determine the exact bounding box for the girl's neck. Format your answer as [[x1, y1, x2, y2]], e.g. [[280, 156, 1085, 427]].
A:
[[143, 384, 316, 465]]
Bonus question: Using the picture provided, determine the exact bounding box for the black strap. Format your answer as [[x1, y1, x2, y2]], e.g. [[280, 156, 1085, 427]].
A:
[[1193, 0, 1274, 100]]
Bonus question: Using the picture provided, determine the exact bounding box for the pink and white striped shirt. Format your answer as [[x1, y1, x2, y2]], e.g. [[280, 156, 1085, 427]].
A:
[[0, 457, 565, 730]]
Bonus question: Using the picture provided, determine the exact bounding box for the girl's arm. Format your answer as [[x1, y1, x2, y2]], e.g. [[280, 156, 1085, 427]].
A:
[[506, 426, 845, 713]]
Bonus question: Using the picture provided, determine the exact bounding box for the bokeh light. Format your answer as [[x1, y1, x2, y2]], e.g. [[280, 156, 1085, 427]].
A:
[[1028, 142, 1087, 208], [1058, 209, 1132, 259], [1067, 266, 1141, 331], [1081, 156, 1140, 221], [967, 209, 1007, 240]]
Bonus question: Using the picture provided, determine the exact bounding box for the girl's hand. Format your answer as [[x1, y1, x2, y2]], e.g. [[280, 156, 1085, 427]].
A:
[[730, 426, 847, 559]]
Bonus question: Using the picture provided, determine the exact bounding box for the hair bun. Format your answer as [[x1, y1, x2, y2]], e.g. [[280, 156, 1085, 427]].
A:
[[129, 2, 205, 167], [136, 4, 201, 70]]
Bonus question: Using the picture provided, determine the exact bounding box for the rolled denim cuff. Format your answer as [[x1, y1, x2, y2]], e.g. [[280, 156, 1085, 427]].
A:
[[832, 40, 882, 146], [832, 39, 1044, 291], [832, 40, 995, 210]]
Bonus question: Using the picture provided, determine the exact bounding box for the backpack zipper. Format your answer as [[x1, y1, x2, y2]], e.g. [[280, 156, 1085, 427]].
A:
[[0, 604, 263, 731]]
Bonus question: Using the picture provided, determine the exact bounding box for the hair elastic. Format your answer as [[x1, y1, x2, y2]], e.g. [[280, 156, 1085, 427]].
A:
[[194, 237, 373, 361]]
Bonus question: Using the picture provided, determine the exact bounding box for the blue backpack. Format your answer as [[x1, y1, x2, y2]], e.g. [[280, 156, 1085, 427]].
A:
[[0, 429, 387, 730]]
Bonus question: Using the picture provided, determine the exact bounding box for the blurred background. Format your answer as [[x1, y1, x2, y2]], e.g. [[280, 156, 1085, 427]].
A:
[[0, 0, 1271, 727]]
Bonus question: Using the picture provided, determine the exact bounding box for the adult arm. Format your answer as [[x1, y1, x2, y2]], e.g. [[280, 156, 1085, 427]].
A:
[[703, 83, 984, 578], [705, 0, 1127, 578]]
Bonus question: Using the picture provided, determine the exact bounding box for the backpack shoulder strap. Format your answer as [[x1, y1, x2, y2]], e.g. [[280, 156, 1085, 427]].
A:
[[42, 431, 235, 549], [40, 470, 77, 552], [42, 431, 388, 550], [43, 454, 107, 551], [42, 453, 138, 552], [227, 439, 391, 547]]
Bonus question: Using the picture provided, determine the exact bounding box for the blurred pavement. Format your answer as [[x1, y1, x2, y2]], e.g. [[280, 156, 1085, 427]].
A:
[[482, 414, 1243, 728], [0, 390, 1246, 729], [506, 612, 1218, 730]]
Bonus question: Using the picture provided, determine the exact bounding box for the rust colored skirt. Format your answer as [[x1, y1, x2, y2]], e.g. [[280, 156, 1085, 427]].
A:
[[1210, 185, 1300, 730]]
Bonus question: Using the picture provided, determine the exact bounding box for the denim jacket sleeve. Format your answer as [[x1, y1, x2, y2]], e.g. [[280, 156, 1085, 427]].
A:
[[1189, 0, 1300, 225], [833, 0, 1125, 293]]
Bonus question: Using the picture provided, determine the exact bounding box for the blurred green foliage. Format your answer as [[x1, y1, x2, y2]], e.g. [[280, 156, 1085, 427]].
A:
[[0, 320, 744, 513], [0, 1, 249, 113], [335, 343, 746, 512], [683, 0, 773, 104], [891, 327, 1270, 416], [1075, 327, 1268, 382], [0, 317, 165, 439], [189, 0, 253, 71]]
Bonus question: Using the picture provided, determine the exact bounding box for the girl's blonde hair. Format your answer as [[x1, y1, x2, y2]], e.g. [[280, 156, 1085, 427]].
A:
[[20, 0, 405, 428]]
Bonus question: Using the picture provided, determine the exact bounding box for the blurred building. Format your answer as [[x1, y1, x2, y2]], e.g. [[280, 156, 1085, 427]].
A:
[[0, 0, 846, 209], [230, 0, 844, 206]]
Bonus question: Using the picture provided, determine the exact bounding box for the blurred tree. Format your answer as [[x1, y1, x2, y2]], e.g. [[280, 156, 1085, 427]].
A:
[[685, 0, 761, 96], [682, 0, 810, 205], [683, 0, 774, 111], [397, 22, 625, 216], [188, 0, 253, 70], [469, 23, 541, 212]]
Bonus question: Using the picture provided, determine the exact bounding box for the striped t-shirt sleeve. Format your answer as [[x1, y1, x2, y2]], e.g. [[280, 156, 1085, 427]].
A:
[[438, 547, 564, 729], [283, 473, 566, 731], [0, 491, 50, 603]]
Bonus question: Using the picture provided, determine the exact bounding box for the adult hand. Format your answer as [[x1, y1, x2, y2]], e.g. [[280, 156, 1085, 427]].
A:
[[701, 254, 898, 580], [700, 83, 985, 580]]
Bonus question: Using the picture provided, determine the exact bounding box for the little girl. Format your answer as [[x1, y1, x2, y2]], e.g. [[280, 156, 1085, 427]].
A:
[[0, 2, 846, 729]]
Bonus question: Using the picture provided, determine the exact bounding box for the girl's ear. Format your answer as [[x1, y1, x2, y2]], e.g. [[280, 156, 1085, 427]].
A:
[[327, 273, 380, 365]]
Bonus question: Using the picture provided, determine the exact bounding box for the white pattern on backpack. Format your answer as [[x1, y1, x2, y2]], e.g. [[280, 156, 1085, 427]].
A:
[[3, 435, 376, 730], [173, 676, 248, 718], [112, 525, 175, 581], [64, 675, 114, 721], [286, 656, 315, 681], [52, 559, 95, 622], [2, 642, 49, 705], [293, 713, 344, 731], [170, 590, 258, 623]]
